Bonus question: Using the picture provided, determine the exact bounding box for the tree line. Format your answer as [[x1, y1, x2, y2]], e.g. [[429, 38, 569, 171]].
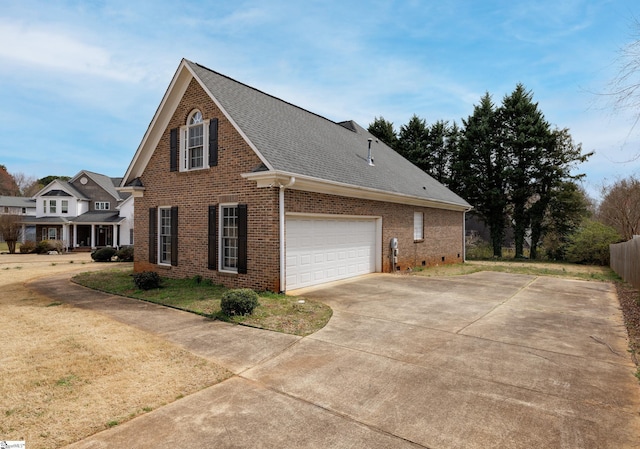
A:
[[369, 83, 635, 263], [0, 165, 69, 197]]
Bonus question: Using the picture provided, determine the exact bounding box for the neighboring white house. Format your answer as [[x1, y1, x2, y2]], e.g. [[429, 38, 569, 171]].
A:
[[20, 170, 134, 250], [0, 196, 36, 242]]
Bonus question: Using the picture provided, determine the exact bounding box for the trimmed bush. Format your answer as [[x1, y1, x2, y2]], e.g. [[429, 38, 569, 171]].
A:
[[133, 271, 161, 290], [19, 240, 36, 254], [91, 246, 117, 262], [220, 288, 260, 316], [36, 239, 63, 254], [116, 246, 134, 262]]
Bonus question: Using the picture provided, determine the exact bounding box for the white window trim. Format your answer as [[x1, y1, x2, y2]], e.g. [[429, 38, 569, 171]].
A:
[[158, 206, 172, 266], [61, 200, 69, 214], [95, 202, 110, 210], [49, 199, 57, 214], [219, 203, 239, 273], [414, 211, 424, 241], [180, 110, 210, 172]]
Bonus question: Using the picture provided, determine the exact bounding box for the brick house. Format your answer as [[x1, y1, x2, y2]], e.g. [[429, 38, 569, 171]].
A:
[[22, 170, 134, 250], [119, 59, 471, 292]]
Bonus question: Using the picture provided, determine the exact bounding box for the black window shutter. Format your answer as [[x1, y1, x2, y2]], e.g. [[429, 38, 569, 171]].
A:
[[208, 205, 217, 270], [237, 204, 248, 274], [170, 206, 178, 266], [149, 207, 157, 264], [170, 128, 178, 172], [209, 119, 218, 167]]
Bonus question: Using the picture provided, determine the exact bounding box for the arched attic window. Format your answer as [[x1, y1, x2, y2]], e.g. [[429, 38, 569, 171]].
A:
[[172, 109, 218, 172], [184, 110, 205, 170]]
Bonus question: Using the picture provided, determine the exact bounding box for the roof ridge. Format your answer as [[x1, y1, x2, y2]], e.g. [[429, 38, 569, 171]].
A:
[[192, 61, 351, 133]]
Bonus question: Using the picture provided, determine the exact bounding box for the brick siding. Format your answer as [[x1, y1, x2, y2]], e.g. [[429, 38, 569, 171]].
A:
[[134, 78, 464, 290], [285, 190, 464, 272], [134, 78, 281, 291]]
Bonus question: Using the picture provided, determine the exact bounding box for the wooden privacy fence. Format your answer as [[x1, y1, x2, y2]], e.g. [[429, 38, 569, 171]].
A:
[[610, 237, 640, 290]]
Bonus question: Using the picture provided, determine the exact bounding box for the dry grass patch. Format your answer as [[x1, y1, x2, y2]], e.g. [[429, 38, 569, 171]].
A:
[[0, 261, 232, 449], [413, 260, 619, 282]]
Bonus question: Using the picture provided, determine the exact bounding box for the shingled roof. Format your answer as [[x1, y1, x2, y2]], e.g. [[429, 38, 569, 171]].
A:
[[187, 61, 469, 209], [122, 59, 470, 210]]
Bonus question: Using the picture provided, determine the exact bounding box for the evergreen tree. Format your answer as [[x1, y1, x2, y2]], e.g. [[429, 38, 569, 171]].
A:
[[425, 120, 458, 185], [397, 114, 429, 169], [368, 116, 398, 150], [528, 128, 591, 258], [542, 181, 591, 260], [498, 84, 554, 258], [457, 93, 508, 257]]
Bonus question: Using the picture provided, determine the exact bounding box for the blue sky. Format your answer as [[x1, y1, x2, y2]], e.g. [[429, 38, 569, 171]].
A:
[[0, 0, 638, 200]]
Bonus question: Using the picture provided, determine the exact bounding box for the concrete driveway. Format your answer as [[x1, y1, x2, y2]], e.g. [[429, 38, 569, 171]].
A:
[[32, 271, 640, 448]]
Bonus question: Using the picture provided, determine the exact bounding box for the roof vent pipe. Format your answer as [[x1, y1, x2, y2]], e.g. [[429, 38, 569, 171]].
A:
[[367, 138, 375, 166]]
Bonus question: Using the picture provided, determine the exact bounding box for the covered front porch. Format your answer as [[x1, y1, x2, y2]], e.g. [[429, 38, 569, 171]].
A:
[[70, 211, 125, 250], [24, 212, 125, 250]]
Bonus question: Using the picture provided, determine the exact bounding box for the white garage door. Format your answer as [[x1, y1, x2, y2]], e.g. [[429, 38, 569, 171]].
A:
[[286, 216, 377, 290]]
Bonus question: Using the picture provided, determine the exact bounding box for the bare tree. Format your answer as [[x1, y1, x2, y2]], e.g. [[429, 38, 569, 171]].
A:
[[11, 172, 40, 196], [0, 214, 23, 254], [608, 19, 640, 156], [598, 176, 640, 240]]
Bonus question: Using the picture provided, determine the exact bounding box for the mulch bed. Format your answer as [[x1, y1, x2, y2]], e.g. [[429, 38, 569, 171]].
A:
[[616, 282, 640, 367]]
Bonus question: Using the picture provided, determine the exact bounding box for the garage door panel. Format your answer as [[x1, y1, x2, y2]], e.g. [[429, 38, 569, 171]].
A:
[[286, 217, 376, 290]]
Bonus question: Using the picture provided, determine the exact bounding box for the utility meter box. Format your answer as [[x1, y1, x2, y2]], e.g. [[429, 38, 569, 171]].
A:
[[390, 238, 399, 266]]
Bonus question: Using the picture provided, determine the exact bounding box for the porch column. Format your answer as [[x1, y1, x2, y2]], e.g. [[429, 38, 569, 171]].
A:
[[62, 224, 69, 252], [112, 224, 118, 248], [73, 224, 78, 247], [21, 224, 26, 243], [91, 225, 96, 249]]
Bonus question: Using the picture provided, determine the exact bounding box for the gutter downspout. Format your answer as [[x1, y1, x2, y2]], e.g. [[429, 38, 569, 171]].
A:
[[463, 210, 466, 262], [279, 177, 295, 292]]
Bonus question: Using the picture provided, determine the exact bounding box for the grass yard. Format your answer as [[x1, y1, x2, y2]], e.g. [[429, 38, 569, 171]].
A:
[[72, 268, 333, 337], [0, 258, 232, 449]]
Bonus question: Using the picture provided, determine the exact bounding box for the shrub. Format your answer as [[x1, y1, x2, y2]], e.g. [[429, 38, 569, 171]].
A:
[[133, 271, 161, 290], [466, 241, 494, 260], [19, 240, 36, 253], [115, 246, 134, 262], [91, 246, 117, 262], [220, 288, 260, 316], [565, 219, 623, 265], [35, 239, 63, 254]]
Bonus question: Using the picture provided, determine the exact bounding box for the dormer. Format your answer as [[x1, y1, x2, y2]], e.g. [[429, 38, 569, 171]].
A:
[[34, 179, 89, 218]]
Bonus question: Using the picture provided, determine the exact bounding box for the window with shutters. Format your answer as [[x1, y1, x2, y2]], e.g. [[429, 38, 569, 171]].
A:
[[172, 112, 218, 172], [180, 110, 208, 171], [220, 204, 238, 272], [159, 207, 172, 264], [216, 204, 247, 274]]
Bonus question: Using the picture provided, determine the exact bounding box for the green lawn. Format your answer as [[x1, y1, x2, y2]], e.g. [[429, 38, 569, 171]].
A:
[[72, 268, 332, 336]]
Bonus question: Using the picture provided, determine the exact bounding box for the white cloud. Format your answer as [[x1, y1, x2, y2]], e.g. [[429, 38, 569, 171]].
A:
[[0, 20, 144, 83]]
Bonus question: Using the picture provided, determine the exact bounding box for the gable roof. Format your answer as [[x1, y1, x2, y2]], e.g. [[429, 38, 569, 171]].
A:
[[35, 179, 88, 201], [70, 170, 124, 202], [122, 59, 470, 210]]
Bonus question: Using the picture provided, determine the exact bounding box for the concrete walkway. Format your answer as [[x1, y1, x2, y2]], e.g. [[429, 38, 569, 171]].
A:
[[29, 271, 640, 448]]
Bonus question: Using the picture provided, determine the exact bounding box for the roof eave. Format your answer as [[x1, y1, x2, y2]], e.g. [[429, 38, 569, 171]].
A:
[[116, 186, 146, 198], [242, 171, 472, 212]]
